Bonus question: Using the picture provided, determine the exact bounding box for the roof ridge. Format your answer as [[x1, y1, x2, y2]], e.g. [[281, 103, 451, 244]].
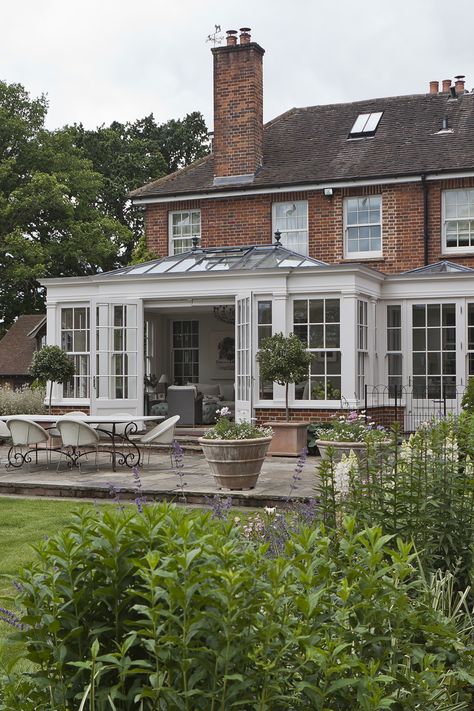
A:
[[293, 91, 474, 113]]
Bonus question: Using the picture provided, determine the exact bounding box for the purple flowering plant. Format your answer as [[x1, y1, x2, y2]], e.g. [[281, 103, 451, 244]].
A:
[[315, 410, 386, 443]]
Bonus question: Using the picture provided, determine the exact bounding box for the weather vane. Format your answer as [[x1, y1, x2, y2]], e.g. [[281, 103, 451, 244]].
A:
[[206, 25, 223, 46]]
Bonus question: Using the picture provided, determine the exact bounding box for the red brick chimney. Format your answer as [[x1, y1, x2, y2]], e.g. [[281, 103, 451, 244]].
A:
[[442, 79, 452, 93], [212, 27, 265, 182], [429, 80, 439, 94], [455, 75, 466, 94]]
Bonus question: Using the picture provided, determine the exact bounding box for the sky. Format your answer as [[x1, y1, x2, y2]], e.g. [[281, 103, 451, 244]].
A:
[[2, 0, 474, 132]]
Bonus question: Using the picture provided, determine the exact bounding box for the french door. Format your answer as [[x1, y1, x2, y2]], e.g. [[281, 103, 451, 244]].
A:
[[406, 302, 458, 428], [90, 301, 142, 415], [235, 294, 253, 422]]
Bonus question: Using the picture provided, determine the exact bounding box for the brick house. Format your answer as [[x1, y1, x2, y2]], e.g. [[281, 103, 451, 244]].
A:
[[42, 28, 474, 426], [0, 315, 46, 389]]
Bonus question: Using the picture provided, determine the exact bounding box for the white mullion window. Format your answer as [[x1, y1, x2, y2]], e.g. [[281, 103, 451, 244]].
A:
[[61, 306, 90, 398], [293, 298, 341, 401], [387, 305, 402, 398], [112, 306, 129, 399], [357, 300, 368, 399], [443, 189, 474, 253], [272, 201, 308, 255], [467, 304, 474, 377], [344, 196, 382, 258], [412, 303, 456, 399], [169, 210, 201, 255], [257, 300, 273, 400], [172, 320, 199, 385]]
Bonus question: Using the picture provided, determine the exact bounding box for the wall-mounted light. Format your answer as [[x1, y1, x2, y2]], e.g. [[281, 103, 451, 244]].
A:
[[323, 188, 334, 198]]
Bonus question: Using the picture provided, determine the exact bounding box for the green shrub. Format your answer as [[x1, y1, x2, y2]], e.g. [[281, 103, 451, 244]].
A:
[[3, 504, 474, 709], [0, 385, 45, 417], [319, 416, 474, 591], [461, 377, 474, 413]]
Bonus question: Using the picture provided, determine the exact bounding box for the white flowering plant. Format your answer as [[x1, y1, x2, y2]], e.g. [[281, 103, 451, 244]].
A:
[[202, 407, 273, 441], [315, 410, 386, 442]]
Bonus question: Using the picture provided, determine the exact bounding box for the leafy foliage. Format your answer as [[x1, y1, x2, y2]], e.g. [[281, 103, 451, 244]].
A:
[[461, 376, 474, 413], [319, 416, 474, 592], [0, 81, 209, 326], [67, 112, 209, 262], [0, 81, 132, 327], [3, 506, 473, 709], [257, 332, 313, 420], [202, 413, 272, 440], [30, 346, 75, 413]]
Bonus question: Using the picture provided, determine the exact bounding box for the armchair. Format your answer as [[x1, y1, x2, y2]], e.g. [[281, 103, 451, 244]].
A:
[[167, 386, 203, 426]]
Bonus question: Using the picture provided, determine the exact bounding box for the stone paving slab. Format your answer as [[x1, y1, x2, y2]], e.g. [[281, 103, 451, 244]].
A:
[[0, 446, 319, 507]]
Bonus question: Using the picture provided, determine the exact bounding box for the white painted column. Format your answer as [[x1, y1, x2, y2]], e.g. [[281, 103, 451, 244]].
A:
[[340, 293, 358, 408], [45, 301, 61, 403]]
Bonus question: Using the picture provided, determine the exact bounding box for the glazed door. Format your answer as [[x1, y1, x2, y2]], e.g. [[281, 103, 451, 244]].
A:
[[235, 294, 253, 422], [91, 301, 143, 416]]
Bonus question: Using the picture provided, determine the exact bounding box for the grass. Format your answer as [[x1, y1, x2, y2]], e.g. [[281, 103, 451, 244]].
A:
[[0, 497, 99, 673]]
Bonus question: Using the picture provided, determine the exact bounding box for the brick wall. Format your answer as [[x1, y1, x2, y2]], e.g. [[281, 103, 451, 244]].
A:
[[254, 406, 404, 429], [145, 176, 474, 274]]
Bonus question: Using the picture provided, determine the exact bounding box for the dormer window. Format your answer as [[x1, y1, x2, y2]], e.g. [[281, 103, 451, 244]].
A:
[[348, 111, 383, 138]]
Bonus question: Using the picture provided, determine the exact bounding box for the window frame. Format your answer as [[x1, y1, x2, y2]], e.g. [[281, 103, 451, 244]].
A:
[[168, 210, 201, 256], [292, 296, 341, 403], [272, 201, 308, 256], [343, 195, 383, 259], [171, 320, 199, 385], [442, 189, 474, 254], [60, 305, 90, 400]]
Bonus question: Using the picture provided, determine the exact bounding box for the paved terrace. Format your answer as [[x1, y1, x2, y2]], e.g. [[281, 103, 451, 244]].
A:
[[0, 445, 319, 508]]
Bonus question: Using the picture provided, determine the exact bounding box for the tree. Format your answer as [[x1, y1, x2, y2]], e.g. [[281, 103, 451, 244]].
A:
[[30, 346, 75, 414], [67, 112, 209, 261], [0, 80, 132, 329], [257, 333, 313, 421]]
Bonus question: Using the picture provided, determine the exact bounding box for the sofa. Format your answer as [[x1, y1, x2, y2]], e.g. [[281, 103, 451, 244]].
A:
[[187, 382, 235, 424], [166, 385, 203, 426]]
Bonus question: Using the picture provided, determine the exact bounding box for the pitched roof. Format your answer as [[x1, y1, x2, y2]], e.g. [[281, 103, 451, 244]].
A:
[[0, 315, 46, 376], [102, 244, 327, 277], [131, 92, 474, 200]]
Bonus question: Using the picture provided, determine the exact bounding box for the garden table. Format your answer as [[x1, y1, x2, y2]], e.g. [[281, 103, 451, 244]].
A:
[[1, 414, 164, 471]]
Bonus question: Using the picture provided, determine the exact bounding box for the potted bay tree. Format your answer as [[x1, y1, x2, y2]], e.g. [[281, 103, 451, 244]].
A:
[[257, 332, 313, 456]]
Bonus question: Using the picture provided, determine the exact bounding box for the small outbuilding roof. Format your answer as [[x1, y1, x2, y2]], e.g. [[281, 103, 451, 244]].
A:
[[0, 314, 46, 376]]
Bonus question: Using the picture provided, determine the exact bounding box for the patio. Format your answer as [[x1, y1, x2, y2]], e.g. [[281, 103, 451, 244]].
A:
[[0, 444, 318, 508]]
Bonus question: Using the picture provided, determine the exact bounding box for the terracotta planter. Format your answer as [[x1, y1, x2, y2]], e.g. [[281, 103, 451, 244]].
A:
[[199, 436, 272, 490], [264, 421, 309, 457]]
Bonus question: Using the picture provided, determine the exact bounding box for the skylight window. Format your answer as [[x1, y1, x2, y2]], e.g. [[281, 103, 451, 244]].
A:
[[349, 111, 383, 138]]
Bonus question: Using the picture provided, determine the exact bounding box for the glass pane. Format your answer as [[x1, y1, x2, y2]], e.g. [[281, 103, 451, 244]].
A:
[[427, 352, 441, 374], [442, 304, 456, 326], [325, 324, 340, 348], [413, 353, 426, 375], [327, 352, 341, 375], [388, 353, 402, 375], [387, 330, 401, 351], [258, 301, 272, 325], [387, 305, 401, 328], [114, 306, 123, 327], [309, 325, 323, 348], [61, 309, 73, 329], [413, 305, 425, 327], [427, 305, 440, 327], [294, 325, 307, 344], [293, 300, 307, 323], [309, 300, 324, 323], [325, 300, 340, 323], [412, 329, 426, 351], [427, 328, 440, 350], [327, 377, 341, 400]]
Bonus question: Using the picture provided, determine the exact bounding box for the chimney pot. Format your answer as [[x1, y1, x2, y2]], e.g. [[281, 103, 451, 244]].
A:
[[442, 79, 452, 93], [226, 29, 238, 46], [239, 27, 251, 44], [429, 80, 439, 94], [455, 74, 466, 94]]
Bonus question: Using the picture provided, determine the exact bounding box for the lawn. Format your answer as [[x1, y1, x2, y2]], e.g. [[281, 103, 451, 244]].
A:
[[0, 497, 98, 671]]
